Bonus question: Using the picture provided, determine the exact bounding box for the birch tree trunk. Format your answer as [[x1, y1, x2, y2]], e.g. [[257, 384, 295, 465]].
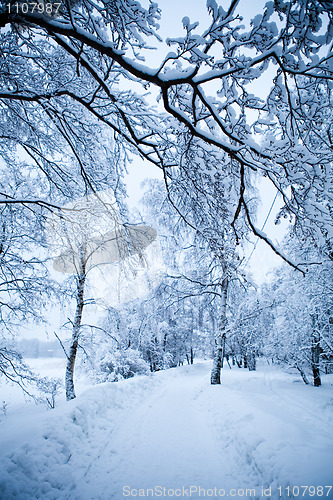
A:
[[211, 276, 228, 385], [65, 249, 86, 401], [295, 363, 310, 385]]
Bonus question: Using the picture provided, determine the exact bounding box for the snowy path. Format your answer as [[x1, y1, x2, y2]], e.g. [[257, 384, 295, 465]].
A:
[[0, 362, 332, 500], [75, 365, 241, 498]]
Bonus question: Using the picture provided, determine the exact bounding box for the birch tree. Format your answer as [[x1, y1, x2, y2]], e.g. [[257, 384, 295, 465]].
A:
[[140, 175, 246, 384], [48, 193, 157, 399]]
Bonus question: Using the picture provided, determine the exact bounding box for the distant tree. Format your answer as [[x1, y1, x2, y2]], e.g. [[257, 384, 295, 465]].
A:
[[261, 238, 333, 386], [0, 344, 37, 397]]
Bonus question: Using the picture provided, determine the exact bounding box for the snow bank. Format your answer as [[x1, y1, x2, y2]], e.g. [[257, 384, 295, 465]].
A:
[[0, 374, 158, 500]]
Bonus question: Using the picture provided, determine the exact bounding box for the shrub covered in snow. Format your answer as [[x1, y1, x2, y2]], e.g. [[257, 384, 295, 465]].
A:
[[94, 348, 150, 382]]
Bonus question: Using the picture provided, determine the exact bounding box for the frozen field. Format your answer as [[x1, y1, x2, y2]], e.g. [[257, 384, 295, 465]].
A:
[[0, 361, 332, 500], [0, 357, 92, 414]]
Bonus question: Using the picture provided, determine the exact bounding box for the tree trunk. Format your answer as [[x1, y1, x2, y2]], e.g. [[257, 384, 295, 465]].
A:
[[247, 351, 256, 371], [311, 314, 321, 387], [295, 363, 310, 385], [221, 334, 226, 368], [236, 357, 242, 368], [65, 339, 79, 401], [311, 338, 321, 387], [211, 276, 228, 385], [225, 355, 232, 369], [65, 251, 86, 401]]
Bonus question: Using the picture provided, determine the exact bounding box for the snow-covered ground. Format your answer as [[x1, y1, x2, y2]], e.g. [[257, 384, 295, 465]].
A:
[[0, 361, 332, 500]]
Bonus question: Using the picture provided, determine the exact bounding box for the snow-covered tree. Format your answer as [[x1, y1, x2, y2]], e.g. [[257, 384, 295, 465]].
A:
[[138, 176, 250, 384], [259, 235, 333, 386], [0, 199, 61, 393], [1, 0, 331, 265]]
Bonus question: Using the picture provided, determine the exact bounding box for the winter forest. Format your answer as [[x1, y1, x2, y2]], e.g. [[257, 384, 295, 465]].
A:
[[0, 0, 332, 498]]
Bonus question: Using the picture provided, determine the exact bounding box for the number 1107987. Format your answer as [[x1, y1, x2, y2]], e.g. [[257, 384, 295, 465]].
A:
[[278, 485, 332, 497], [7, 2, 62, 15]]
